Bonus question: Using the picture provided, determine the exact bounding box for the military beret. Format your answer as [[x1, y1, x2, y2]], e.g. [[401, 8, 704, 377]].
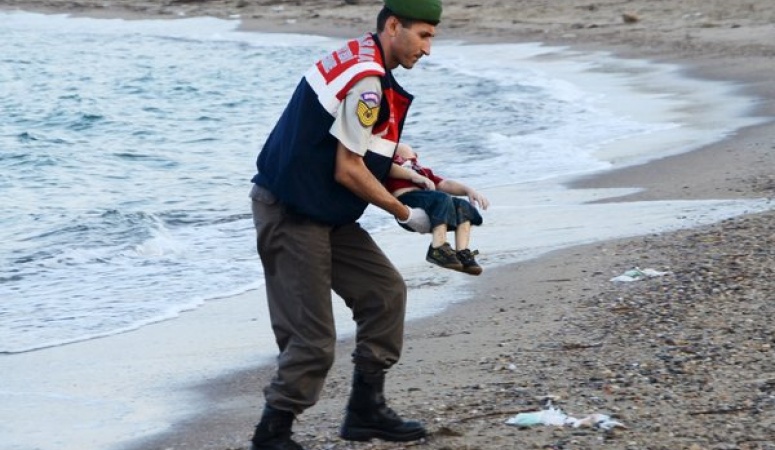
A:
[[384, 0, 442, 23]]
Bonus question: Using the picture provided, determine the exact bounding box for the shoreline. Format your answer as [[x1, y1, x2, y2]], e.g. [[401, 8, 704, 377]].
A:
[[3, 2, 773, 449], [125, 209, 775, 450]]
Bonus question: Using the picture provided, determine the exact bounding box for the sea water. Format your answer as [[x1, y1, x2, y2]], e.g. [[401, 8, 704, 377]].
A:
[[0, 11, 681, 354], [0, 11, 767, 355]]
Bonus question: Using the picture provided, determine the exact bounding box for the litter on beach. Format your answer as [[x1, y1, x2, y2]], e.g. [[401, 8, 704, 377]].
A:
[[505, 404, 626, 431], [610, 267, 671, 282]]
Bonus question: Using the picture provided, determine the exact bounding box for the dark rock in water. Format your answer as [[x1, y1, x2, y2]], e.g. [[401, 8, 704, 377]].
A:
[[622, 12, 640, 23]]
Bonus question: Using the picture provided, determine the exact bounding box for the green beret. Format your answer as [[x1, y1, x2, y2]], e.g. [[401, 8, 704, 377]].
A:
[[384, 0, 442, 23]]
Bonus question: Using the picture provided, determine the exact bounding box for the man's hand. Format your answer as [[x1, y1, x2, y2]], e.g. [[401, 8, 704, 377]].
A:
[[397, 206, 431, 233], [335, 143, 415, 220]]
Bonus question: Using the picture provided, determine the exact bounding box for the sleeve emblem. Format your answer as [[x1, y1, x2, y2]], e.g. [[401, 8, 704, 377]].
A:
[[356, 91, 381, 127]]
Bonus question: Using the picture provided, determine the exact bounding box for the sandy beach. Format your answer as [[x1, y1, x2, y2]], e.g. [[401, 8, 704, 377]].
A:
[[2, 1, 773, 449]]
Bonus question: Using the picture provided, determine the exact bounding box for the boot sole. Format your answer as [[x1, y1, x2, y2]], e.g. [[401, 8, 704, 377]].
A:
[[426, 257, 464, 271], [339, 426, 426, 442], [459, 266, 482, 275], [447, 264, 482, 276]]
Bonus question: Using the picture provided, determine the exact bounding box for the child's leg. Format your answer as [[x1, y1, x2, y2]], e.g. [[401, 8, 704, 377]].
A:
[[453, 221, 481, 275], [454, 221, 471, 250], [426, 223, 462, 270], [431, 224, 448, 248]]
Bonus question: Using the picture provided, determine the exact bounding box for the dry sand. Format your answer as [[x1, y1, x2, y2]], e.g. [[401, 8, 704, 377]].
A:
[[3, 1, 773, 449]]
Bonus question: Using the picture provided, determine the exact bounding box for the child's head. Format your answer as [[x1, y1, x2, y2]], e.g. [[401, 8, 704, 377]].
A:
[[396, 143, 417, 160]]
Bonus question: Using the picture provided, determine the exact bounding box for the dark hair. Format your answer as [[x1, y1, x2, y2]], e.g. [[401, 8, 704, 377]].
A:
[[376, 6, 438, 32]]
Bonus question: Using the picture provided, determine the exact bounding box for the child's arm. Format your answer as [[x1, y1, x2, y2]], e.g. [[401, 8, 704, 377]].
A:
[[437, 179, 490, 210], [389, 163, 436, 191]]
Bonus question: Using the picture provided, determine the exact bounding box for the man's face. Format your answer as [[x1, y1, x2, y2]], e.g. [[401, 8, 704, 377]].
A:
[[389, 20, 436, 70]]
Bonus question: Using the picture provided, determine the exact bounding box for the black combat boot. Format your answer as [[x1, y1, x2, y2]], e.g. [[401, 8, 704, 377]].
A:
[[339, 368, 427, 442], [250, 405, 304, 450]]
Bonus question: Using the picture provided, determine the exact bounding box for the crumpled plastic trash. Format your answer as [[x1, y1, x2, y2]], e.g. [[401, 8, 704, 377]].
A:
[[505, 405, 568, 427], [610, 266, 671, 282], [569, 413, 626, 430], [505, 404, 625, 431]]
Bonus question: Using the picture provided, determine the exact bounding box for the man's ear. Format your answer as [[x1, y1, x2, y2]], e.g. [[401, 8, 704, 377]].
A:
[[385, 16, 400, 38]]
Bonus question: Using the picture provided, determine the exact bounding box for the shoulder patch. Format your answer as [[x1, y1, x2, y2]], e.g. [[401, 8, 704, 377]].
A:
[[356, 91, 380, 127]]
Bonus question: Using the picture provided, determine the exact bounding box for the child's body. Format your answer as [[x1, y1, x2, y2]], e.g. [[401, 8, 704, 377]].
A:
[[385, 143, 489, 275]]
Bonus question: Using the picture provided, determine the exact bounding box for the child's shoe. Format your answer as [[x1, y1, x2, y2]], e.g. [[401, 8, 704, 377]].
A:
[[456, 249, 482, 275], [426, 243, 463, 271]]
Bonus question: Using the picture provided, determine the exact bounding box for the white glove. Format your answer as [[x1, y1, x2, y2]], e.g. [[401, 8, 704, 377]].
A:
[[397, 207, 431, 234]]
